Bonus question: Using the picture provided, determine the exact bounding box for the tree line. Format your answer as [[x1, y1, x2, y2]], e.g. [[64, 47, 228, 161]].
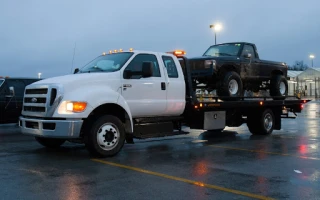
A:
[[287, 60, 309, 71]]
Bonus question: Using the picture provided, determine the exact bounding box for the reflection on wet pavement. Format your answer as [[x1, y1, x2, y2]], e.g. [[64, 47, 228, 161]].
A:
[[0, 100, 319, 199]]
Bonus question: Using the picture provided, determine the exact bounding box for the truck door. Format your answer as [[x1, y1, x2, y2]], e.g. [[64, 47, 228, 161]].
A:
[[161, 54, 186, 116], [240, 44, 260, 80], [121, 53, 167, 117]]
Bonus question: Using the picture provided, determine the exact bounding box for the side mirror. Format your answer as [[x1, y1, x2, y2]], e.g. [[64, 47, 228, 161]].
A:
[[243, 53, 252, 59], [142, 62, 153, 78], [73, 68, 79, 74], [123, 69, 132, 79], [5, 86, 15, 98]]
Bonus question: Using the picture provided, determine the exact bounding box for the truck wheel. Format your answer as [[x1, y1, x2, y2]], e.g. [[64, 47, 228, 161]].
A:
[[247, 109, 274, 135], [270, 75, 288, 100], [85, 115, 125, 157], [35, 137, 66, 148], [217, 71, 243, 99]]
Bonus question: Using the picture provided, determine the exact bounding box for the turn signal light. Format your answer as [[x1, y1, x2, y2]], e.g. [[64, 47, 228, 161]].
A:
[[259, 101, 263, 106], [66, 102, 87, 112]]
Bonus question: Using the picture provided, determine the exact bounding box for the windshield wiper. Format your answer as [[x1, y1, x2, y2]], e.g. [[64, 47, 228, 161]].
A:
[[82, 66, 104, 72]]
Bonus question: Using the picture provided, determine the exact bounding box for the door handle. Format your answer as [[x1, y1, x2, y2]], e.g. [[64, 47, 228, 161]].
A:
[[123, 84, 132, 88], [161, 82, 166, 90]]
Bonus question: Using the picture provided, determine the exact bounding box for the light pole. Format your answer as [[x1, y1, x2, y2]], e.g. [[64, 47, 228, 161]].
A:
[[209, 23, 222, 45], [38, 73, 42, 79], [310, 54, 315, 68]]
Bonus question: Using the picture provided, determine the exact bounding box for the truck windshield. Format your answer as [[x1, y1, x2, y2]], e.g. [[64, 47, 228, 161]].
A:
[[0, 80, 4, 87], [203, 43, 241, 57], [79, 52, 134, 73]]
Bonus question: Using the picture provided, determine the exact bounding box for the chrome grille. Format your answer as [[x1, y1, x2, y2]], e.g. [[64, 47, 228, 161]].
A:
[[25, 88, 48, 94], [22, 85, 62, 118], [24, 97, 47, 103]]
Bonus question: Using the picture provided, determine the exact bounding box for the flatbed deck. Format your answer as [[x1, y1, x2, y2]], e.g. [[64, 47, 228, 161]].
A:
[[188, 95, 309, 112]]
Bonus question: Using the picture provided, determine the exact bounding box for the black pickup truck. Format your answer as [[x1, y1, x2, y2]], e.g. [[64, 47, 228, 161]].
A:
[[184, 42, 288, 99], [0, 77, 40, 124]]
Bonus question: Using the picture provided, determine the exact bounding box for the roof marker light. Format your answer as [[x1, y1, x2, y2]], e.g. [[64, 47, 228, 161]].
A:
[[166, 50, 186, 57]]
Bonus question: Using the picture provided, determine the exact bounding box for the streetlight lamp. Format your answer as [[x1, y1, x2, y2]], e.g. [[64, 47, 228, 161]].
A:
[[209, 23, 222, 45], [38, 73, 42, 79], [310, 54, 315, 68]]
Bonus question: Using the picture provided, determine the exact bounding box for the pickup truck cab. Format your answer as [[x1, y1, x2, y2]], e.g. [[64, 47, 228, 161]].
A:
[[0, 77, 39, 124], [19, 49, 309, 157], [186, 42, 288, 99]]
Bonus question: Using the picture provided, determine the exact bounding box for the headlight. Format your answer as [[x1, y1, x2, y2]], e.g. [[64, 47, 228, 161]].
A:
[[66, 102, 87, 112], [58, 101, 87, 114], [204, 60, 216, 69]]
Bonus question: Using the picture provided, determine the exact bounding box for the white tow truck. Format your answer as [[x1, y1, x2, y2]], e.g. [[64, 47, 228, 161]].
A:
[[19, 49, 310, 157]]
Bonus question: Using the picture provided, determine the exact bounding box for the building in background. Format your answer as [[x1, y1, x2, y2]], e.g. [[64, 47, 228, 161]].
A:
[[287, 68, 320, 97], [287, 70, 303, 96]]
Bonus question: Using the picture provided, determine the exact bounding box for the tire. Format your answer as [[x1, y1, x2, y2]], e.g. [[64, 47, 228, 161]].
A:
[[35, 137, 66, 148], [85, 115, 125, 157], [270, 75, 288, 100], [247, 108, 275, 135], [217, 71, 243, 99]]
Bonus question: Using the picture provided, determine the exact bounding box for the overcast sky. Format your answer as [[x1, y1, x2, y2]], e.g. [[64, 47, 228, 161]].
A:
[[1, 0, 319, 78]]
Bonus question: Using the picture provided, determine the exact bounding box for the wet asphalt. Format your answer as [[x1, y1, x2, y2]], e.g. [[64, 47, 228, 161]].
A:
[[0, 101, 320, 200]]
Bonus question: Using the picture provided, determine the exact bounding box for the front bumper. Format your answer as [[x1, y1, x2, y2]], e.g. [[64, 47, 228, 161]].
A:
[[19, 116, 83, 138]]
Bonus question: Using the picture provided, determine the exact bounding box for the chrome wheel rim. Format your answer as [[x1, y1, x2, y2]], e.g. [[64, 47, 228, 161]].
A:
[[264, 113, 273, 132], [229, 79, 239, 95], [279, 82, 286, 95], [97, 123, 119, 150]]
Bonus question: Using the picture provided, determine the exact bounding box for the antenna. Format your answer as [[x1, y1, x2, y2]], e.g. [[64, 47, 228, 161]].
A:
[[70, 42, 77, 73]]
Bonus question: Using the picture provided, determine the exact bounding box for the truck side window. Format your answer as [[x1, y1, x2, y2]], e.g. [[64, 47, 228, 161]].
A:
[[241, 45, 255, 59], [162, 56, 178, 78], [124, 54, 161, 79]]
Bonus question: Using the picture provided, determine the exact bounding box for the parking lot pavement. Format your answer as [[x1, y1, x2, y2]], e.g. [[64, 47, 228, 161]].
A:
[[0, 101, 319, 200]]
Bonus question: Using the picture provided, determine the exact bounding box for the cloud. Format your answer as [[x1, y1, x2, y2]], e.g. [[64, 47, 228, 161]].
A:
[[1, 0, 320, 78]]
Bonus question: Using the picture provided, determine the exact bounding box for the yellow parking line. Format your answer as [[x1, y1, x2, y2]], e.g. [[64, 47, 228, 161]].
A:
[[210, 145, 320, 160], [91, 159, 275, 200]]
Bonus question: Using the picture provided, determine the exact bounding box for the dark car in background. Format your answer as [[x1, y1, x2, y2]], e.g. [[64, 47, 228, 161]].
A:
[[0, 77, 40, 124]]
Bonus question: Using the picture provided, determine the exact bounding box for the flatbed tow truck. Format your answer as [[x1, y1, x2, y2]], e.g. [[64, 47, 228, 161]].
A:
[[19, 49, 311, 157]]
